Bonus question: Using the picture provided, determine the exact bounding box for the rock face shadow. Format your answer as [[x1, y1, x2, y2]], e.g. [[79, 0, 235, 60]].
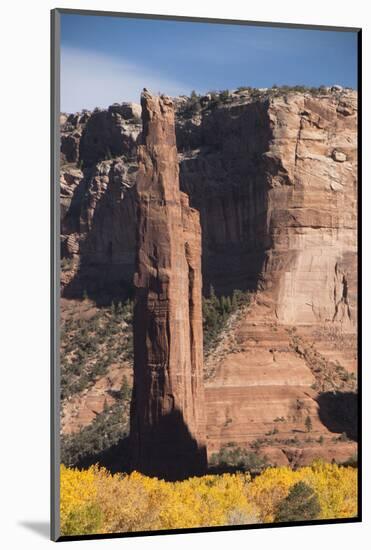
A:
[[62, 163, 137, 307], [130, 407, 207, 481], [71, 435, 132, 474], [62, 99, 277, 305], [178, 101, 274, 296], [316, 392, 358, 441], [68, 409, 207, 482]]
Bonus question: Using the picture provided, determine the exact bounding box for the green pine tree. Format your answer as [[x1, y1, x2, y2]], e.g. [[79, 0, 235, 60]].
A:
[[275, 482, 321, 522], [305, 415, 313, 433]]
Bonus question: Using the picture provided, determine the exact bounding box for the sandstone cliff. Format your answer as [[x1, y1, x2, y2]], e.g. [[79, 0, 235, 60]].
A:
[[129, 91, 206, 480], [60, 86, 358, 468], [60, 88, 357, 322]]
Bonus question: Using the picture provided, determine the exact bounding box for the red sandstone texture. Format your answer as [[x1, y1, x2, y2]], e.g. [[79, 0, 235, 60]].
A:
[[60, 87, 358, 469], [129, 91, 206, 479]]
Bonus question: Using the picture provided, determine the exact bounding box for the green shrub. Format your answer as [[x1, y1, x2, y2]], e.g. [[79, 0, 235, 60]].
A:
[[61, 398, 130, 467], [203, 287, 251, 352], [61, 257, 74, 272], [305, 415, 313, 433], [236, 86, 252, 93], [60, 299, 134, 400], [341, 453, 357, 467], [179, 90, 203, 117], [209, 443, 270, 474], [219, 90, 230, 102], [275, 481, 321, 522]]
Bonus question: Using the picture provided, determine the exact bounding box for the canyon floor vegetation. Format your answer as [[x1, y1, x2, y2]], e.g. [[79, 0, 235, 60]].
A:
[[60, 460, 357, 536]]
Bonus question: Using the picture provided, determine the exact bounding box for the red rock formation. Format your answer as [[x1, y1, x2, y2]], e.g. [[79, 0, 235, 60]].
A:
[[129, 91, 206, 480], [202, 93, 358, 465], [60, 88, 358, 468]]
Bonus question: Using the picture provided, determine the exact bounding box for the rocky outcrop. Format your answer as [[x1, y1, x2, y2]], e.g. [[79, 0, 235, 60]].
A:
[[60, 104, 142, 302], [129, 92, 207, 480], [262, 93, 357, 327], [79, 103, 141, 167], [60, 111, 91, 164], [196, 91, 358, 463], [60, 157, 138, 301], [204, 302, 357, 466]]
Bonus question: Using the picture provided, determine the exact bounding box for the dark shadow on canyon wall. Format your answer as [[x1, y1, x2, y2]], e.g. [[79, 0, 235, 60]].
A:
[[316, 392, 358, 441], [70, 409, 207, 482], [130, 408, 207, 482], [177, 100, 275, 296], [62, 99, 278, 304], [63, 162, 137, 306], [71, 434, 132, 474]]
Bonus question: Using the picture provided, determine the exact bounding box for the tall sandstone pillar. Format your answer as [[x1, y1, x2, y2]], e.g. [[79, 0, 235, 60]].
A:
[[130, 91, 206, 480]]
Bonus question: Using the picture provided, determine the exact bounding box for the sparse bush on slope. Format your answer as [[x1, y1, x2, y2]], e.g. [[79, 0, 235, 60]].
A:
[[203, 287, 251, 352], [60, 300, 133, 400], [60, 388, 131, 468]]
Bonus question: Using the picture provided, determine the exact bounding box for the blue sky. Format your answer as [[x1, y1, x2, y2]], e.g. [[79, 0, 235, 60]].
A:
[[61, 14, 358, 113]]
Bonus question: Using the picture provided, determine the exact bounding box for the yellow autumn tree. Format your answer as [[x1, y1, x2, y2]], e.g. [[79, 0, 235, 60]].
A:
[[246, 460, 358, 523], [300, 460, 358, 519], [60, 464, 102, 535], [59, 462, 357, 536]]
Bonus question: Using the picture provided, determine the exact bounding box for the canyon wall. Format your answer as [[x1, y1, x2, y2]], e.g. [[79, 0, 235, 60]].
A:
[[129, 91, 206, 480], [176, 91, 357, 326], [264, 93, 357, 326], [60, 87, 358, 466], [60, 89, 357, 329]]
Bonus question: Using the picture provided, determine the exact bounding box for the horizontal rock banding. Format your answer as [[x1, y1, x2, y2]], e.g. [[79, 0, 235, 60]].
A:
[[60, 88, 357, 467]]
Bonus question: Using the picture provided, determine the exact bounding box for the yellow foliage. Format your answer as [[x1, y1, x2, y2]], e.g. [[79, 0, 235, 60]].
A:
[[60, 464, 102, 535], [246, 465, 300, 522], [299, 460, 358, 520], [59, 461, 357, 536], [246, 460, 358, 523], [157, 473, 255, 529], [91, 468, 163, 533]]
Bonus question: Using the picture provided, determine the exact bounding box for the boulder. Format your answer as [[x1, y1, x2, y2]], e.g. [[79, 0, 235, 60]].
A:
[[332, 150, 347, 162]]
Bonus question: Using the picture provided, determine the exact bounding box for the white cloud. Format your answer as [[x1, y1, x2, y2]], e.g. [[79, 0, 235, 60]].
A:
[[61, 47, 190, 113]]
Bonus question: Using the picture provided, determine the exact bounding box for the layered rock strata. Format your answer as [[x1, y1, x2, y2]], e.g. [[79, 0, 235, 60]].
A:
[[60, 90, 357, 325], [60, 88, 357, 466], [129, 92, 206, 480]]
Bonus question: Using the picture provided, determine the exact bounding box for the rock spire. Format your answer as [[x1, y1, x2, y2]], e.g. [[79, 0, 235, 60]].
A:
[[129, 91, 206, 480]]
